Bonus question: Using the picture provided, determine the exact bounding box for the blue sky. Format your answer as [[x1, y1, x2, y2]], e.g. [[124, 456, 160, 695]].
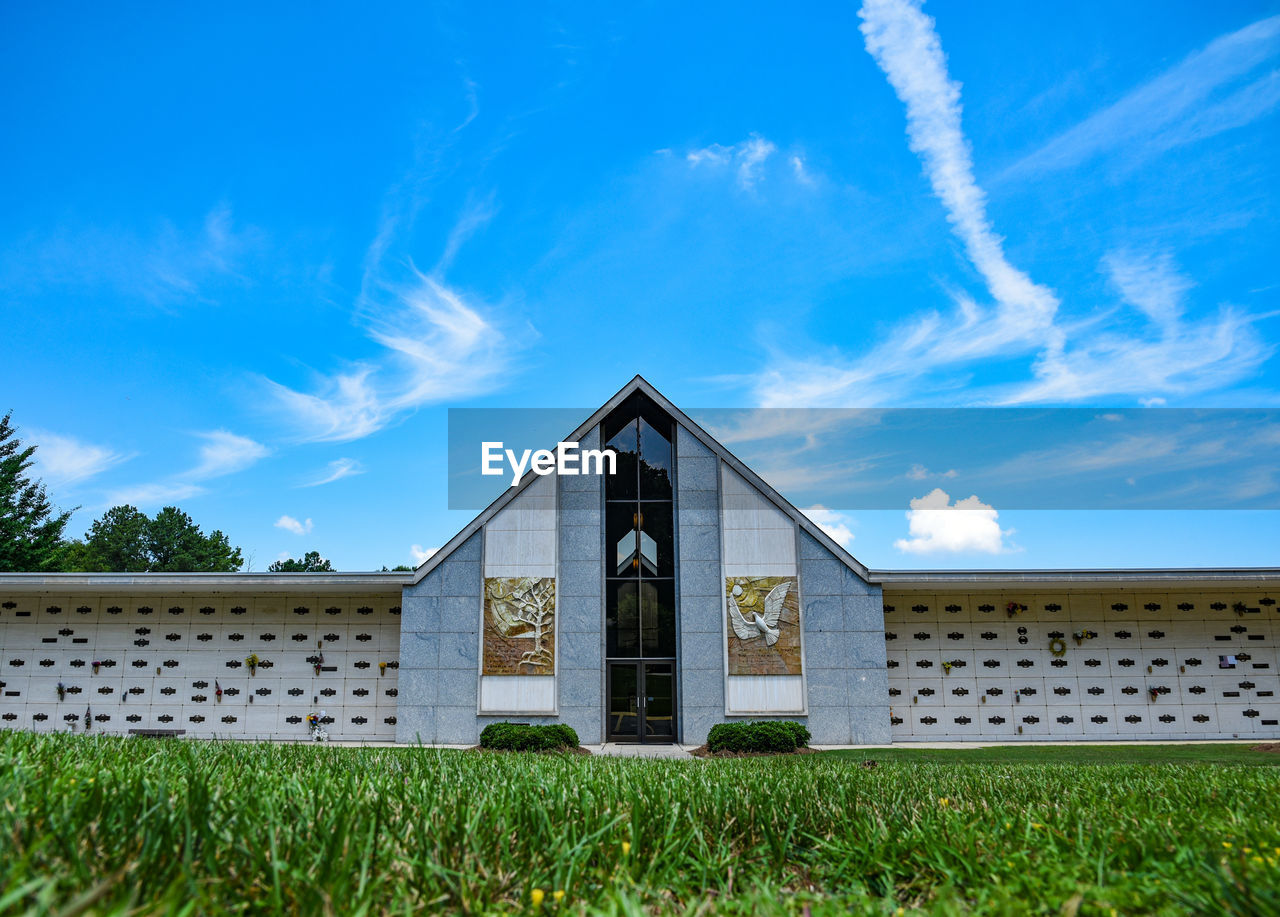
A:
[[3, 1, 1278, 571]]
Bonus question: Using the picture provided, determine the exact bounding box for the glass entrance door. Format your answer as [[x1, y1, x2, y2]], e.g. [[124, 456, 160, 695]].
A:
[[607, 662, 640, 740], [607, 662, 676, 742], [642, 662, 674, 740]]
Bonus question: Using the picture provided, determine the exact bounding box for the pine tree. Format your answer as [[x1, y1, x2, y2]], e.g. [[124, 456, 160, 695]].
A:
[[70, 504, 243, 572], [268, 551, 334, 572], [0, 411, 75, 572]]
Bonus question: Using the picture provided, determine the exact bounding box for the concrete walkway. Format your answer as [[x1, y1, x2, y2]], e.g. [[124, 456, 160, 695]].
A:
[[585, 742, 697, 758], [810, 739, 1262, 750]]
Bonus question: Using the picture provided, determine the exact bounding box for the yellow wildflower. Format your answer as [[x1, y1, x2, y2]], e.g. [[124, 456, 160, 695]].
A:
[[531, 888, 544, 908], [1223, 841, 1233, 849], [938, 797, 950, 807], [553, 890, 565, 903], [621, 841, 631, 856]]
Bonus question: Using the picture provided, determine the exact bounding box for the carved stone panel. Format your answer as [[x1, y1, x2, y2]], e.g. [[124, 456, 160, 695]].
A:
[[725, 576, 802, 676], [482, 577, 556, 676]]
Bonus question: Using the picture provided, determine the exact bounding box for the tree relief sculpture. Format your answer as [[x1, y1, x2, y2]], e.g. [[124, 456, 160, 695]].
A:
[[725, 576, 802, 676], [483, 577, 556, 675]]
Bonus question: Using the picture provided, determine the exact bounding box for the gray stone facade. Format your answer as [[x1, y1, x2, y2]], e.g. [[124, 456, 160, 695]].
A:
[[393, 413, 893, 747], [555, 424, 605, 743], [396, 532, 482, 744], [799, 532, 892, 744], [675, 425, 725, 745]]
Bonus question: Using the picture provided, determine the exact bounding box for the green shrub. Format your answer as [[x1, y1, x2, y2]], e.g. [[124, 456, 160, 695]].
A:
[[706, 720, 809, 754], [478, 722, 580, 752], [780, 720, 811, 748]]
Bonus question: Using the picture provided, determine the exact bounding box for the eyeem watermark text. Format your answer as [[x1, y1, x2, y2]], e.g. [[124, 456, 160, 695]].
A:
[[482, 441, 615, 487]]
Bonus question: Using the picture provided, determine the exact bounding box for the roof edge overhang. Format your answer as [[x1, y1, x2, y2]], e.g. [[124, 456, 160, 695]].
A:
[[870, 568, 1280, 591], [0, 572, 412, 594], [411, 374, 874, 584]]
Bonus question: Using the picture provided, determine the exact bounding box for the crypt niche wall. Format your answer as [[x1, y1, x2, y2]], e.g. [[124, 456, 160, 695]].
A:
[[0, 593, 402, 741]]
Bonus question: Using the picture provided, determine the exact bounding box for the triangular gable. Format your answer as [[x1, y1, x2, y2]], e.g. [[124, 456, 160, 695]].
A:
[[412, 375, 870, 582]]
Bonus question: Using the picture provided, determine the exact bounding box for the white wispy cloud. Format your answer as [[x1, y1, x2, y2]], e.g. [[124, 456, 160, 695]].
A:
[[301, 458, 365, 487], [700, 408, 880, 446], [790, 155, 815, 185], [106, 481, 205, 507], [189, 430, 271, 479], [751, 1, 1270, 408], [894, 488, 1013, 554], [265, 270, 511, 442], [105, 430, 268, 509], [410, 544, 438, 565], [1002, 15, 1280, 180], [802, 506, 856, 548], [686, 135, 779, 189], [436, 192, 499, 274], [274, 515, 313, 536], [860, 0, 1061, 340], [1008, 251, 1269, 402], [906, 464, 957, 481], [3, 203, 261, 308], [27, 429, 132, 486], [267, 174, 516, 446]]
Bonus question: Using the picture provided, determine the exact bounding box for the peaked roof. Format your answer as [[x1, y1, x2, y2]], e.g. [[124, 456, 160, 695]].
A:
[[412, 374, 870, 584]]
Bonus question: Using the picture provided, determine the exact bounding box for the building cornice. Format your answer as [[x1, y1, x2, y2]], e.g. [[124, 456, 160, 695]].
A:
[[869, 568, 1280, 591], [0, 572, 412, 594]]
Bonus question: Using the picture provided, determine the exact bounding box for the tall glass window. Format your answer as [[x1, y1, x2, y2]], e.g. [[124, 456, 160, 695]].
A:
[[603, 394, 676, 659]]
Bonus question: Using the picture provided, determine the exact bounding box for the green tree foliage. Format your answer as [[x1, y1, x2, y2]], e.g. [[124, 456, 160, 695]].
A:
[[147, 506, 241, 572], [78, 505, 150, 571], [268, 550, 334, 573], [66, 504, 243, 572], [0, 412, 75, 572]]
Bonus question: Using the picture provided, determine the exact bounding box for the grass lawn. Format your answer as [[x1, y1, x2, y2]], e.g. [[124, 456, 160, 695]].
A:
[[824, 742, 1280, 766], [2, 733, 1279, 915]]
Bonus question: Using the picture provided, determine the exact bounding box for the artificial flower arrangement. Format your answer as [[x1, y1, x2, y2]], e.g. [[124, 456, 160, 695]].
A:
[[1005, 602, 1026, 618], [306, 712, 329, 742], [1073, 629, 1098, 646], [57, 682, 66, 701], [245, 653, 260, 676], [215, 681, 223, 703]]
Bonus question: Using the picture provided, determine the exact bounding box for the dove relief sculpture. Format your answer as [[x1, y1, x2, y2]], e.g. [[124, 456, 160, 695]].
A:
[[725, 576, 802, 675]]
